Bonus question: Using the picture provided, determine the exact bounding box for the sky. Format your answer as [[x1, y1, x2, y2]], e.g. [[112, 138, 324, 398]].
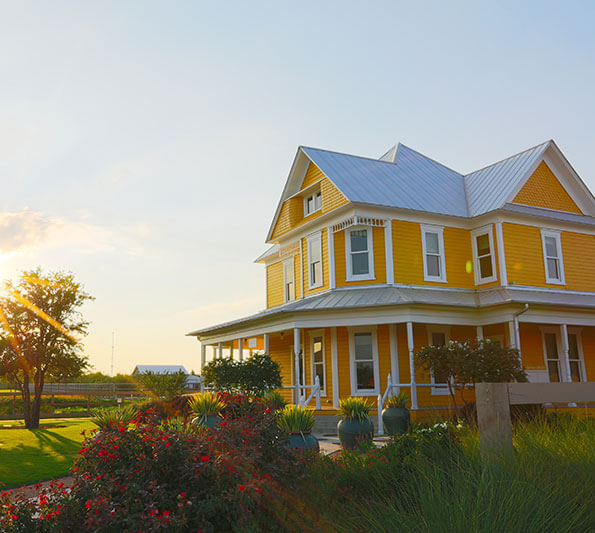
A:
[[0, 1, 593, 375]]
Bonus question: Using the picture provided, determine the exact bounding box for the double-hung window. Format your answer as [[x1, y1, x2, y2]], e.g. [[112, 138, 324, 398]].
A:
[[304, 191, 322, 216], [307, 232, 323, 288], [541, 230, 565, 284], [421, 225, 446, 282], [349, 328, 379, 395], [283, 258, 295, 302], [310, 332, 326, 395], [543, 331, 561, 382], [427, 327, 450, 394], [567, 330, 584, 382], [471, 226, 497, 284], [346, 228, 374, 281]]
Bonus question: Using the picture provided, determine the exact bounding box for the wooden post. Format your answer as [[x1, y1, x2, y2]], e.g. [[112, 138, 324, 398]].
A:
[[238, 338, 243, 362], [389, 324, 399, 393], [406, 322, 417, 409], [264, 333, 269, 355], [476, 383, 513, 457], [331, 327, 339, 408], [294, 328, 301, 405], [200, 343, 206, 372]]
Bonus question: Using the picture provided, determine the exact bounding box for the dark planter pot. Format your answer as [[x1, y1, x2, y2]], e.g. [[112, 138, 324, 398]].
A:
[[382, 406, 410, 436], [286, 433, 320, 452], [337, 418, 374, 450], [191, 414, 219, 429]]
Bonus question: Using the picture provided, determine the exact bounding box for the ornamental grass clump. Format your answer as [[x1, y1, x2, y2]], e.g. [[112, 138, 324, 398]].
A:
[[277, 405, 315, 435], [386, 391, 409, 409], [338, 397, 371, 422], [188, 392, 225, 421], [264, 390, 287, 411], [91, 405, 138, 431]]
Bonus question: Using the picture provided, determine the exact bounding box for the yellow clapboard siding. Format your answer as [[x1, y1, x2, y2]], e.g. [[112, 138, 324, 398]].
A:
[[300, 162, 325, 190], [582, 327, 595, 382], [272, 164, 348, 240], [504, 223, 595, 291], [392, 220, 475, 288], [519, 323, 545, 371], [270, 332, 294, 404], [336, 327, 351, 399], [513, 161, 582, 214], [266, 262, 284, 308], [335, 226, 386, 286]]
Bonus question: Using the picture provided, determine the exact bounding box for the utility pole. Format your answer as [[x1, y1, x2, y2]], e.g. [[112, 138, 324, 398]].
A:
[[111, 331, 115, 377]]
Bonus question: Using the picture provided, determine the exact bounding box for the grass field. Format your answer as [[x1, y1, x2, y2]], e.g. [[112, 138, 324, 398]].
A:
[[0, 418, 97, 488]]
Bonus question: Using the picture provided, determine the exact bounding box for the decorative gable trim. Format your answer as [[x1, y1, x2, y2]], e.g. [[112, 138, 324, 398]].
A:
[[332, 215, 386, 233]]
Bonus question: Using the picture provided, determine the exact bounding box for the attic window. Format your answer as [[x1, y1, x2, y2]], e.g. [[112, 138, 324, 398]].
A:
[[304, 191, 321, 216]]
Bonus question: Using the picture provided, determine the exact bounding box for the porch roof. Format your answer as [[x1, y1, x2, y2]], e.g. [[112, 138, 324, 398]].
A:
[[187, 285, 595, 339]]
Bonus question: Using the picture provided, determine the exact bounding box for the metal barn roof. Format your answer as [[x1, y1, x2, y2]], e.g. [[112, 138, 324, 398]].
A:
[[133, 365, 188, 374]]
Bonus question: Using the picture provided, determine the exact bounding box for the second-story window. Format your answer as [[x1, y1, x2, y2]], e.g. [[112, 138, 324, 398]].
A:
[[421, 225, 446, 282], [346, 228, 375, 281], [541, 230, 565, 284], [283, 258, 295, 302], [471, 226, 497, 284], [307, 232, 323, 288], [304, 191, 322, 216]]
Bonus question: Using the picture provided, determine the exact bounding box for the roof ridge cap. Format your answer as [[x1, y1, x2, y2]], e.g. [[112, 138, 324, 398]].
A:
[[301, 145, 404, 166], [464, 140, 551, 177], [397, 144, 463, 176]]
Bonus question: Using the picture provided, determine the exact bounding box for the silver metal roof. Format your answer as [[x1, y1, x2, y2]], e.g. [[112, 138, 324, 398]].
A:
[[133, 365, 188, 374], [301, 145, 468, 217], [500, 203, 595, 226], [188, 286, 595, 337], [464, 141, 550, 217]]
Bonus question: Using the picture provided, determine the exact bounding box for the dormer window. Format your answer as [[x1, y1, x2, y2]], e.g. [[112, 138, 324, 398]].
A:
[[304, 191, 321, 216]]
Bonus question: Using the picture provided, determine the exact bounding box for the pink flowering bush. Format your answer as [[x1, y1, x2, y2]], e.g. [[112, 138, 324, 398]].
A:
[[0, 397, 311, 532]]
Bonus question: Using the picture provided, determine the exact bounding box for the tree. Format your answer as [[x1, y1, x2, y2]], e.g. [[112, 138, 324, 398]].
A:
[[135, 370, 189, 400], [202, 352, 282, 396], [0, 269, 93, 428], [416, 338, 527, 415]]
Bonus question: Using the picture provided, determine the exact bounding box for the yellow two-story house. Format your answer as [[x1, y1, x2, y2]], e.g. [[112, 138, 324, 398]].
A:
[[188, 140, 595, 412]]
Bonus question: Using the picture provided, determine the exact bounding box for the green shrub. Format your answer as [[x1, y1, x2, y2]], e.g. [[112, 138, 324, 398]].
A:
[[277, 405, 315, 434], [338, 397, 371, 422], [264, 390, 286, 411]]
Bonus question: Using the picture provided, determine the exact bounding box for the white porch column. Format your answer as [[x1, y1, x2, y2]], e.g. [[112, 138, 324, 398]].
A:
[[560, 324, 572, 382], [331, 327, 339, 408], [328, 226, 336, 290], [264, 333, 270, 354], [385, 220, 394, 284], [200, 343, 206, 372], [293, 328, 301, 405], [406, 322, 417, 409], [389, 324, 399, 393], [507, 321, 516, 349], [476, 326, 484, 341], [238, 338, 243, 361], [217, 342, 222, 359]]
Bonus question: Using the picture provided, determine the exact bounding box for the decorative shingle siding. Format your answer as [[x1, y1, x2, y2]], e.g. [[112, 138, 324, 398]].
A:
[[513, 161, 582, 214], [300, 162, 325, 190]]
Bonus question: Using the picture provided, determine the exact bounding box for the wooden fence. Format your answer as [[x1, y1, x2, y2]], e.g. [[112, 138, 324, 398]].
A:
[[476, 382, 595, 456]]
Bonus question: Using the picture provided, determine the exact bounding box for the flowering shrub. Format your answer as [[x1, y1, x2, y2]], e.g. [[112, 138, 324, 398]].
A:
[[0, 397, 311, 532]]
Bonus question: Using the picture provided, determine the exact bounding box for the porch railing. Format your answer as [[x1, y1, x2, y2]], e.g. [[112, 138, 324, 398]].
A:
[[280, 375, 321, 409]]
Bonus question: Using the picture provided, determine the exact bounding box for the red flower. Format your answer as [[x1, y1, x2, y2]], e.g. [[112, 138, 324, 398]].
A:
[[238, 485, 245, 491], [200, 456, 209, 462], [162, 510, 170, 516], [178, 492, 186, 499], [119, 427, 126, 433]]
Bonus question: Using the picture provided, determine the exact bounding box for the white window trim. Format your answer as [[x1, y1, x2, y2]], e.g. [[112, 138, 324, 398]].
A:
[[421, 224, 447, 283], [471, 225, 498, 285], [426, 325, 451, 395], [309, 330, 327, 397], [567, 327, 586, 383], [540, 326, 563, 383], [307, 231, 323, 289], [345, 226, 375, 282], [348, 326, 380, 396], [303, 190, 322, 217], [282, 257, 295, 303], [540, 229, 565, 285]]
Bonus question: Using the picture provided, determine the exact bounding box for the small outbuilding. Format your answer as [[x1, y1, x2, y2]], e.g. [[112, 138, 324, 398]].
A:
[[132, 365, 202, 390]]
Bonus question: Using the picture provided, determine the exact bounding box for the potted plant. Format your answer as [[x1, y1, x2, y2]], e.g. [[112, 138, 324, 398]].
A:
[[188, 392, 225, 429], [337, 397, 374, 450], [382, 391, 410, 436], [277, 405, 319, 452]]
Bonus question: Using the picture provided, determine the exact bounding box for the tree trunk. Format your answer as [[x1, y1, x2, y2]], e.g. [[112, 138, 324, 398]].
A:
[[29, 371, 45, 429], [22, 374, 32, 428]]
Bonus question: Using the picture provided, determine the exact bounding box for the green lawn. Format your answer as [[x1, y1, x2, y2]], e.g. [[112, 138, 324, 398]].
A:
[[0, 418, 96, 488]]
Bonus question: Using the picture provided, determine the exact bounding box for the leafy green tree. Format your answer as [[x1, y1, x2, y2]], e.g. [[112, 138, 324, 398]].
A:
[[135, 370, 189, 400], [0, 269, 93, 428], [416, 339, 527, 414], [202, 352, 282, 396]]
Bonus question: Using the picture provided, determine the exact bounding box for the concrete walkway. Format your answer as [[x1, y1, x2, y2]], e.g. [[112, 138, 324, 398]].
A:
[[314, 433, 392, 455]]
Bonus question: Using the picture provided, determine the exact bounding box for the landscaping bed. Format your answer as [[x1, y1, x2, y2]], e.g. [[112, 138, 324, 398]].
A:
[[0, 395, 593, 532]]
